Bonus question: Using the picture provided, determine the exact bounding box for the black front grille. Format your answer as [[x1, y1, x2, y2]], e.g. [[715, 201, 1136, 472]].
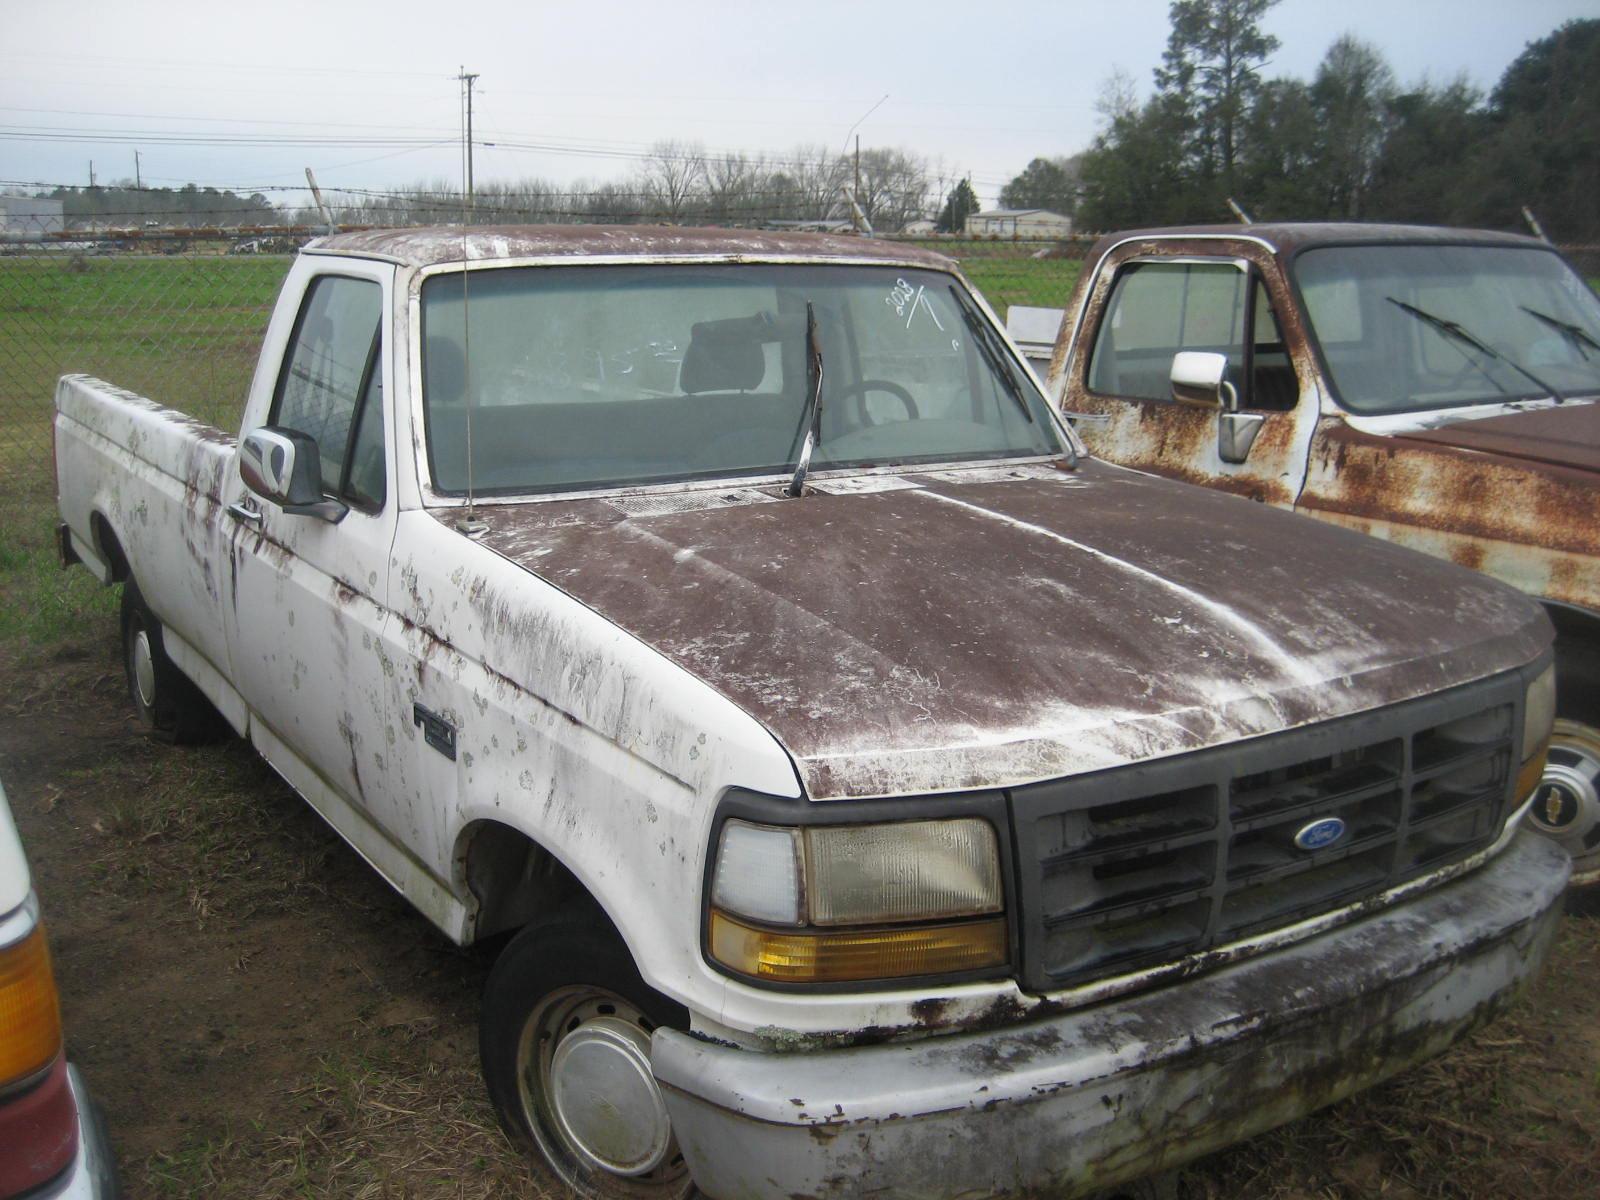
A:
[[1011, 670, 1527, 993]]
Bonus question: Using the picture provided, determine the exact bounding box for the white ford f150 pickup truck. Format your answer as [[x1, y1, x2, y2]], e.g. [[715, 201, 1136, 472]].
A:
[[54, 226, 1567, 1200]]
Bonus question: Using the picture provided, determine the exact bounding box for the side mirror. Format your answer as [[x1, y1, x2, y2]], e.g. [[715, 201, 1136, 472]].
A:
[[1169, 351, 1264, 466], [1170, 351, 1231, 407], [239, 428, 347, 523]]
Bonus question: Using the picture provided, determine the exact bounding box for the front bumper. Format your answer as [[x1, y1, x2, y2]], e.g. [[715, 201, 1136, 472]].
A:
[[653, 831, 1568, 1200]]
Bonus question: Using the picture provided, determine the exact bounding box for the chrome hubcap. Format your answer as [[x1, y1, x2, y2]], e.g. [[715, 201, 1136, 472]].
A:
[[550, 1015, 671, 1176], [1529, 720, 1600, 857], [132, 627, 157, 709], [517, 986, 687, 1193]]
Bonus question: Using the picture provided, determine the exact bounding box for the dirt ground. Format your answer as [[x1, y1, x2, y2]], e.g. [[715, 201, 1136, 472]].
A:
[[3, 634, 1598, 1200]]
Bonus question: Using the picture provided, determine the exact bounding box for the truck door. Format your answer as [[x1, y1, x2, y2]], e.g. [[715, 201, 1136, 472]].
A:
[[223, 263, 399, 823], [1058, 246, 1317, 509]]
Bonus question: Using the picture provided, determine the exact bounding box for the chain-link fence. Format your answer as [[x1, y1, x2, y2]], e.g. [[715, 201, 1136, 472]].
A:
[[0, 231, 1092, 497], [1, 234, 295, 496]]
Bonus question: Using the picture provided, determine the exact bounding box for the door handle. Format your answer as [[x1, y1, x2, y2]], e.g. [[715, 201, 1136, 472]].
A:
[[227, 501, 263, 526]]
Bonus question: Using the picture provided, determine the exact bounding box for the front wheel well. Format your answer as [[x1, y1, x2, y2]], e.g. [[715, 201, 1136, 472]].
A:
[[459, 821, 590, 944], [1543, 600, 1600, 726]]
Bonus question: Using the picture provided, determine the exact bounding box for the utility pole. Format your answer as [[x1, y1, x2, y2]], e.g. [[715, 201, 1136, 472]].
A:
[[458, 67, 480, 213], [88, 160, 95, 188], [134, 150, 142, 190], [854, 134, 861, 213]]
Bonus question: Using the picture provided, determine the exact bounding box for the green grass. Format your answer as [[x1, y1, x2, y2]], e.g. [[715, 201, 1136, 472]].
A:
[[0, 487, 118, 654], [897, 238, 1086, 312], [0, 253, 290, 452]]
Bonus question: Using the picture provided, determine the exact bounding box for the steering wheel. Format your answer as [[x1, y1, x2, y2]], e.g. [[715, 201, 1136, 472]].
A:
[[832, 378, 919, 426]]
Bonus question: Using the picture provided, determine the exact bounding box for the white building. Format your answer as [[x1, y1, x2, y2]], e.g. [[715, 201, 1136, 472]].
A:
[[0, 196, 65, 240], [965, 208, 1072, 239]]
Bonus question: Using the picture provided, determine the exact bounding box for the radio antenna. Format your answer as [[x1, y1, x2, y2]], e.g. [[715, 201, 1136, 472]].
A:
[[454, 70, 486, 537]]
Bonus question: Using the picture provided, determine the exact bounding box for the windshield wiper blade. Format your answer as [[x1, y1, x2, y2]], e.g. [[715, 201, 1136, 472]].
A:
[[786, 301, 825, 497], [1521, 305, 1600, 360], [1387, 296, 1566, 402], [950, 286, 1033, 425]]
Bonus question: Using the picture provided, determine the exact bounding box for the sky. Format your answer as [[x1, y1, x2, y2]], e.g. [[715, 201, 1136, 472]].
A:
[[2, 0, 1595, 209]]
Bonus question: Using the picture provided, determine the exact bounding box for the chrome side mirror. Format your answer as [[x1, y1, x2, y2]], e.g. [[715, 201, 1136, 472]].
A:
[[1170, 351, 1230, 407], [239, 428, 347, 522], [1169, 351, 1263, 465]]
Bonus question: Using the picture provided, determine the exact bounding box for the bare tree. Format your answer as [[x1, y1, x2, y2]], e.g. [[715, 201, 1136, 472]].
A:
[[784, 144, 849, 222], [705, 152, 765, 225], [855, 148, 932, 232], [637, 141, 708, 222]]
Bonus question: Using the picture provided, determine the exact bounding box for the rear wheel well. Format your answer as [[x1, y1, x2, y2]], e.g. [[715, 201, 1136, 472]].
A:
[[460, 822, 590, 944], [1544, 601, 1600, 726], [91, 512, 129, 582]]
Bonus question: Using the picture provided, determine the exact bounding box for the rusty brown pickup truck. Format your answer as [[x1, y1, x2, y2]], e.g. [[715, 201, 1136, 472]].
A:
[[1046, 223, 1600, 884]]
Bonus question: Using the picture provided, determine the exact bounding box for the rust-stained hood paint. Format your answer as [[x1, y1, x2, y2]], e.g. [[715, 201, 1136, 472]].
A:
[[453, 462, 1550, 800], [1398, 401, 1600, 475]]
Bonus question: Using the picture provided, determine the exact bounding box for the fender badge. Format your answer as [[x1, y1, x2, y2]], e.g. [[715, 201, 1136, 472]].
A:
[[1293, 817, 1347, 851]]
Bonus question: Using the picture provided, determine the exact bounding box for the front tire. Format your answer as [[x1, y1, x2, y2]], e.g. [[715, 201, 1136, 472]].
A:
[[480, 911, 700, 1199]]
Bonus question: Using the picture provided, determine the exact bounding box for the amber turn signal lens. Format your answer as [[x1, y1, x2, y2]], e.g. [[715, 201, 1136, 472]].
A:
[[0, 923, 63, 1087], [709, 910, 1007, 984], [1516, 738, 1550, 806]]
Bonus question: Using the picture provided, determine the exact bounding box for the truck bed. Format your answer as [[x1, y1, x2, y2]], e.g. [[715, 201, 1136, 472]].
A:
[[54, 374, 238, 721]]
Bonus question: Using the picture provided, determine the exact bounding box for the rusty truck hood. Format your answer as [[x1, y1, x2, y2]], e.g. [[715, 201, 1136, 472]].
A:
[[1395, 400, 1600, 475], [456, 460, 1549, 800]]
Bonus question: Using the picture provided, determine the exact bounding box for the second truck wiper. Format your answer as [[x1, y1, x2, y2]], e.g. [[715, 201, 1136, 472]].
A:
[[786, 301, 825, 497], [1521, 305, 1600, 361], [1387, 296, 1567, 403]]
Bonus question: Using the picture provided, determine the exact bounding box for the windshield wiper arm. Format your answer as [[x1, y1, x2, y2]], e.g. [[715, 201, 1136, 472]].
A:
[[786, 301, 825, 497], [1521, 305, 1600, 360], [1386, 296, 1566, 402], [950, 286, 1033, 425]]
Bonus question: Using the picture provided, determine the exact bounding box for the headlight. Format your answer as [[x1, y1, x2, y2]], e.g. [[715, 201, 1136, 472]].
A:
[[707, 817, 1007, 984], [1523, 664, 1556, 760], [1516, 664, 1556, 804]]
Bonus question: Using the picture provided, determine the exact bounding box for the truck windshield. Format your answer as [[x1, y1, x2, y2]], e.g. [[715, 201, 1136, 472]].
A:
[[1294, 244, 1600, 415], [419, 263, 1061, 495]]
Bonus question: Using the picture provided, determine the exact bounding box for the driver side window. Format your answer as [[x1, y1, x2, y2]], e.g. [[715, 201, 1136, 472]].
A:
[[1088, 262, 1246, 402], [271, 275, 386, 511]]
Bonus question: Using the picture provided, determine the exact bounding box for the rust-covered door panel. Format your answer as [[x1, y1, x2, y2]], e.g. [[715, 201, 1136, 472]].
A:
[[1056, 237, 1321, 508]]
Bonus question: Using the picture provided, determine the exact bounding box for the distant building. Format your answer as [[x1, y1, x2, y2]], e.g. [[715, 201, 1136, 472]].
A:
[[901, 218, 937, 236], [966, 208, 1072, 239], [0, 196, 65, 240]]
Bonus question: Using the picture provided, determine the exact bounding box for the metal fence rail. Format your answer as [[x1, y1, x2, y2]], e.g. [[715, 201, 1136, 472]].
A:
[[0, 232, 1091, 496]]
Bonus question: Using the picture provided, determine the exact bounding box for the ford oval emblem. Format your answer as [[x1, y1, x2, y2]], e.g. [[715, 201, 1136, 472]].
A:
[[1293, 817, 1347, 851]]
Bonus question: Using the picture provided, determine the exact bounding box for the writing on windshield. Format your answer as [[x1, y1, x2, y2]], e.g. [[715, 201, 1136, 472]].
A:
[[419, 263, 1061, 496]]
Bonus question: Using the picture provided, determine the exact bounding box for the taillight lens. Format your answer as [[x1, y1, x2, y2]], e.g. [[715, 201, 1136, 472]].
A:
[[0, 920, 63, 1088]]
